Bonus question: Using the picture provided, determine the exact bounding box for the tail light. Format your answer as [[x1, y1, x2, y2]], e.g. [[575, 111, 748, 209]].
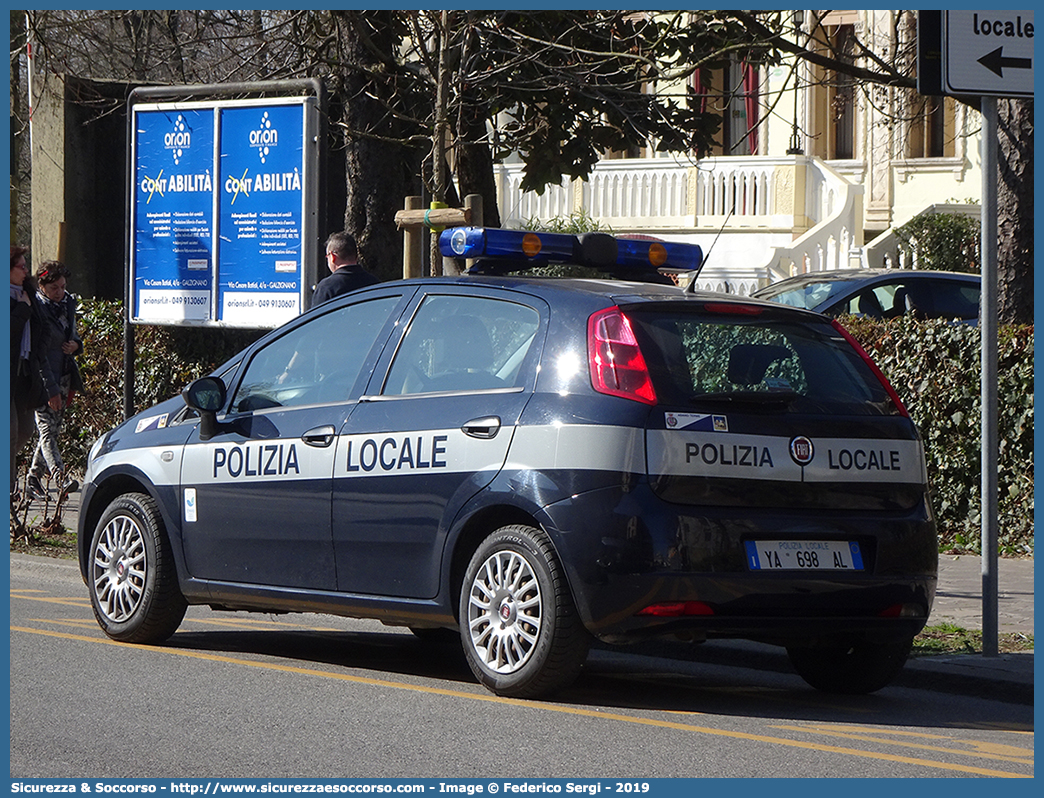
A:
[[831, 319, 910, 418], [588, 307, 657, 405]]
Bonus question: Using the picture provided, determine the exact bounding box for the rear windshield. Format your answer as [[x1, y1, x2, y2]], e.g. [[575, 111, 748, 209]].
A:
[[627, 309, 897, 416]]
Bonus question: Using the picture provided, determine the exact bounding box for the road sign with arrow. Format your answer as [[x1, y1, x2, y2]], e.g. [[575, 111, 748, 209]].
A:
[[943, 11, 1034, 97]]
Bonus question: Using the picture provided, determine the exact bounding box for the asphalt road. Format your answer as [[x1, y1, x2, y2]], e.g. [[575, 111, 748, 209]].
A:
[[9, 555, 1033, 780]]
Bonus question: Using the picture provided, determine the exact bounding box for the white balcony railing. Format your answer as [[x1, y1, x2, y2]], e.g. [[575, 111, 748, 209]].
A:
[[755, 159, 864, 283], [493, 155, 865, 293], [496, 157, 695, 229]]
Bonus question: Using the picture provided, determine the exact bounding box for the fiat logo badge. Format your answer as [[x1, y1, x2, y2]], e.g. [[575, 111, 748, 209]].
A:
[[789, 436, 815, 466]]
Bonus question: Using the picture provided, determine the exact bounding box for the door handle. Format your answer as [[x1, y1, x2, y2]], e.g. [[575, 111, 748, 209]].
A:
[[462, 416, 501, 439], [302, 425, 336, 447]]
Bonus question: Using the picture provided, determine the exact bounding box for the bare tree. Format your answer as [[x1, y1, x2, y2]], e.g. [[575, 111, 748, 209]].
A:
[[13, 10, 1032, 319]]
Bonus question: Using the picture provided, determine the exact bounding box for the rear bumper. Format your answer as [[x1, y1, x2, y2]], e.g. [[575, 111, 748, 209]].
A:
[[542, 483, 938, 646], [576, 572, 935, 645]]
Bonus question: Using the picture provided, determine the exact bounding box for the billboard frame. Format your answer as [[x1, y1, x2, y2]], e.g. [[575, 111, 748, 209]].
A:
[[122, 79, 326, 418]]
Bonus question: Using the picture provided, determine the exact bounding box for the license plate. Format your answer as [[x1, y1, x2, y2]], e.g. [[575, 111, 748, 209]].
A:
[[745, 540, 864, 571]]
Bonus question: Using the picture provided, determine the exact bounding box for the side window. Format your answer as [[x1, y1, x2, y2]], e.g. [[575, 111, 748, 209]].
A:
[[231, 296, 399, 412], [928, 281, 980, 320], [383, 294, 540, 395]]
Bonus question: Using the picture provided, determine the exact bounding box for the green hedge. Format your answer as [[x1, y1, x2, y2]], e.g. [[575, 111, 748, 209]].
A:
[[57, 299, 264, 474], [29, 301, 1036, 556], [843, 315, 1033, 555]]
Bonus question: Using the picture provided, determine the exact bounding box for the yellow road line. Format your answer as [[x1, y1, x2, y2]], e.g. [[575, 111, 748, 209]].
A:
[[772, 723, 1033, 765], [10, 624, 1033, 779]]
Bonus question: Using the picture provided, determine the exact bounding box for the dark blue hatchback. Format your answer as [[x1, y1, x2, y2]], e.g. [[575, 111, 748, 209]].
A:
[[78, 229, 937, 698]]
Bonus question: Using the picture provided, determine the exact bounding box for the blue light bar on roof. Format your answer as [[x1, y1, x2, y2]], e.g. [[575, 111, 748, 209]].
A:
[[440, 227, 576, 262], [615, 237, 703, 273], [439, 227, 704, 276]]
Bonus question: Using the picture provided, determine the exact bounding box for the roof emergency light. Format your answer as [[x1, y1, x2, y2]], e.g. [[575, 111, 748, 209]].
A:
[[441, 227, 576, 263], [614, 236, 703, 274], [439, 227, 704, 279]]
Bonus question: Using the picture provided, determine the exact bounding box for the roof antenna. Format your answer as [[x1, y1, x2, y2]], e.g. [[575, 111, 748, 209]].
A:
[[686, 204, 733, 292]]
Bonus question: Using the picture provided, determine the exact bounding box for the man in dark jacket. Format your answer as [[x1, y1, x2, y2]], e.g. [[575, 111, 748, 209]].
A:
[[311, 231, 379, 306], [10, 246, 58, 495]]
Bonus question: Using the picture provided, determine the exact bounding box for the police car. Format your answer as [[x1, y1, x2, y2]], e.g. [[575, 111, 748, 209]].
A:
[[78, 227, 937, 699]]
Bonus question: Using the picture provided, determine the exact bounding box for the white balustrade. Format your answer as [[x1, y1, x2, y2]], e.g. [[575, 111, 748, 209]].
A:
[[494, 155, 866, 293]]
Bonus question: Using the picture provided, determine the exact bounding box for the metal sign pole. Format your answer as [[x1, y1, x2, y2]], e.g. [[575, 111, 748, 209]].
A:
[[979, 96, 999, 657]]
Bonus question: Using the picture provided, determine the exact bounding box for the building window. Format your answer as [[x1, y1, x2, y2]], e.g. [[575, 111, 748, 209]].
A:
[[829, 25, 857, 160], [694, 58, 760, 157], [907, 95, 951, 159]]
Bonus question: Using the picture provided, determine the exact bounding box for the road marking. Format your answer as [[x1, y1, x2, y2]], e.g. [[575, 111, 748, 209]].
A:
[[11, 623, 1033, 778], [772, 723, 1034, 765]]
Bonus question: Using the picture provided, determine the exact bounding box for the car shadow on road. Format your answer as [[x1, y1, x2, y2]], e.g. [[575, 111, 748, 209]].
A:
[[165, 626, 477, 685], [160, 624, 1032, 733]]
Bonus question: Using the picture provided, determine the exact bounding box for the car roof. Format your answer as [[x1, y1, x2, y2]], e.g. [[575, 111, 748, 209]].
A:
[[341, 274, 819, 313], [755, 269, 980, 291]]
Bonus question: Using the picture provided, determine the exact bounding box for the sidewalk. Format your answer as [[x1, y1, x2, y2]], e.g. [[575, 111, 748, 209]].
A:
[[902, 552, 1034, 704], [26, 491, 1037, 703]]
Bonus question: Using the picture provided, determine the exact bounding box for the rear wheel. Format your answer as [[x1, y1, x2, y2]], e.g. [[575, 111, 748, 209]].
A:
[[460, 524, 590, 698], [786, 637, 913, 694], [88, 492, 187, 643]]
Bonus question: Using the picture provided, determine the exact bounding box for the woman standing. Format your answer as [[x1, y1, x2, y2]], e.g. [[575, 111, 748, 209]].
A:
[[26, 260, 84, 500], [10, 246, 58, 497]]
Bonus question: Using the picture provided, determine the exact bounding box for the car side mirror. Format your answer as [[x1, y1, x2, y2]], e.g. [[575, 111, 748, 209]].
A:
[[182, 376, 227, 441]]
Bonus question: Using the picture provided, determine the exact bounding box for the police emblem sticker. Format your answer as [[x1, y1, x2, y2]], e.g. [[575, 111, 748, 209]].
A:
[[789, 436, 815, 466], [666, 412, 728, 432], [135, 413, 169, 433]]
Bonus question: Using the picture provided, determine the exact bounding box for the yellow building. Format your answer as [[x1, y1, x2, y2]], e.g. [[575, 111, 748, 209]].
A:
[[495, 10, 982, 294]]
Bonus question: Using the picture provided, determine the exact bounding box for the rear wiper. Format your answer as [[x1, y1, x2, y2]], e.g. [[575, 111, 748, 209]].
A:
[[691, 390, 800, 406]]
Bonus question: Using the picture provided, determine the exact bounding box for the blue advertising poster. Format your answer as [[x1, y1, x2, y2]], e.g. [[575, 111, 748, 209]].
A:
[[132, 108, 215, 322], [217, 103, 305, 326]]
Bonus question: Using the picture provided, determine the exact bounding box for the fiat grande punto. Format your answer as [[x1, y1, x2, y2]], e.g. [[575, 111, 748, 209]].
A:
[[78, 228, 937, 698]]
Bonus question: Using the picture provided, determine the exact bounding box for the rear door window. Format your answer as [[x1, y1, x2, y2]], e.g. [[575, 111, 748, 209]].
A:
[[383, 294, 541, 395]]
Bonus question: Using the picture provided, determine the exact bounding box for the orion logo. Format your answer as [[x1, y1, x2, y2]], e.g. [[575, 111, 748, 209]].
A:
[[164, 115, 191, 165], [250, 111, 278, 164]]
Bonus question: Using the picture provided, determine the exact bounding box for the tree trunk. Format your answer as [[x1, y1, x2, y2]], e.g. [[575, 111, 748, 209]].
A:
[[996, 98, 1033, 325], [335, 11, 420, 283], [455, 103, 501, 228]]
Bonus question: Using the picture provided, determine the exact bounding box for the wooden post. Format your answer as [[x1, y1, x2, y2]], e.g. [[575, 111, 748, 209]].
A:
[[464, 194, 483, 227], [395, 201, 473, 278], [402, 196, 424, 279], [463, 194, 483, 270]]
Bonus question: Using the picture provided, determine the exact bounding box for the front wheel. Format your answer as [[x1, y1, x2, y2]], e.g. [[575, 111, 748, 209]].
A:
[[460, 524, 590, 699], [787, 637, 913, 694], [88, 492, 187, 643]]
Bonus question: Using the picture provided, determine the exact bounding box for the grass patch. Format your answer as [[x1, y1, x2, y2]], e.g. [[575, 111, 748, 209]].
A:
[[913, 622, 1034, 656]]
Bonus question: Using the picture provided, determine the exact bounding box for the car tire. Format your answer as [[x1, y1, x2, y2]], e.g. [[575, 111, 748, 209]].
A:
[[88, 492, 187, 644], [786, 637, 913, 694], [460, 524, 590, 699]]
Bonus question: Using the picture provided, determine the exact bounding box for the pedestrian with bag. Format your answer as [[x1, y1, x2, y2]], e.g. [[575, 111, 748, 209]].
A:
[[26, 260, 83, 501], [10, 246, 59, 497]]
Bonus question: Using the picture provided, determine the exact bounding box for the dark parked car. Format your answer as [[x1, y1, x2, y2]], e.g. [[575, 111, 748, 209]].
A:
[[78, 228, 937, 699], [751, 269, 980, 322]]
